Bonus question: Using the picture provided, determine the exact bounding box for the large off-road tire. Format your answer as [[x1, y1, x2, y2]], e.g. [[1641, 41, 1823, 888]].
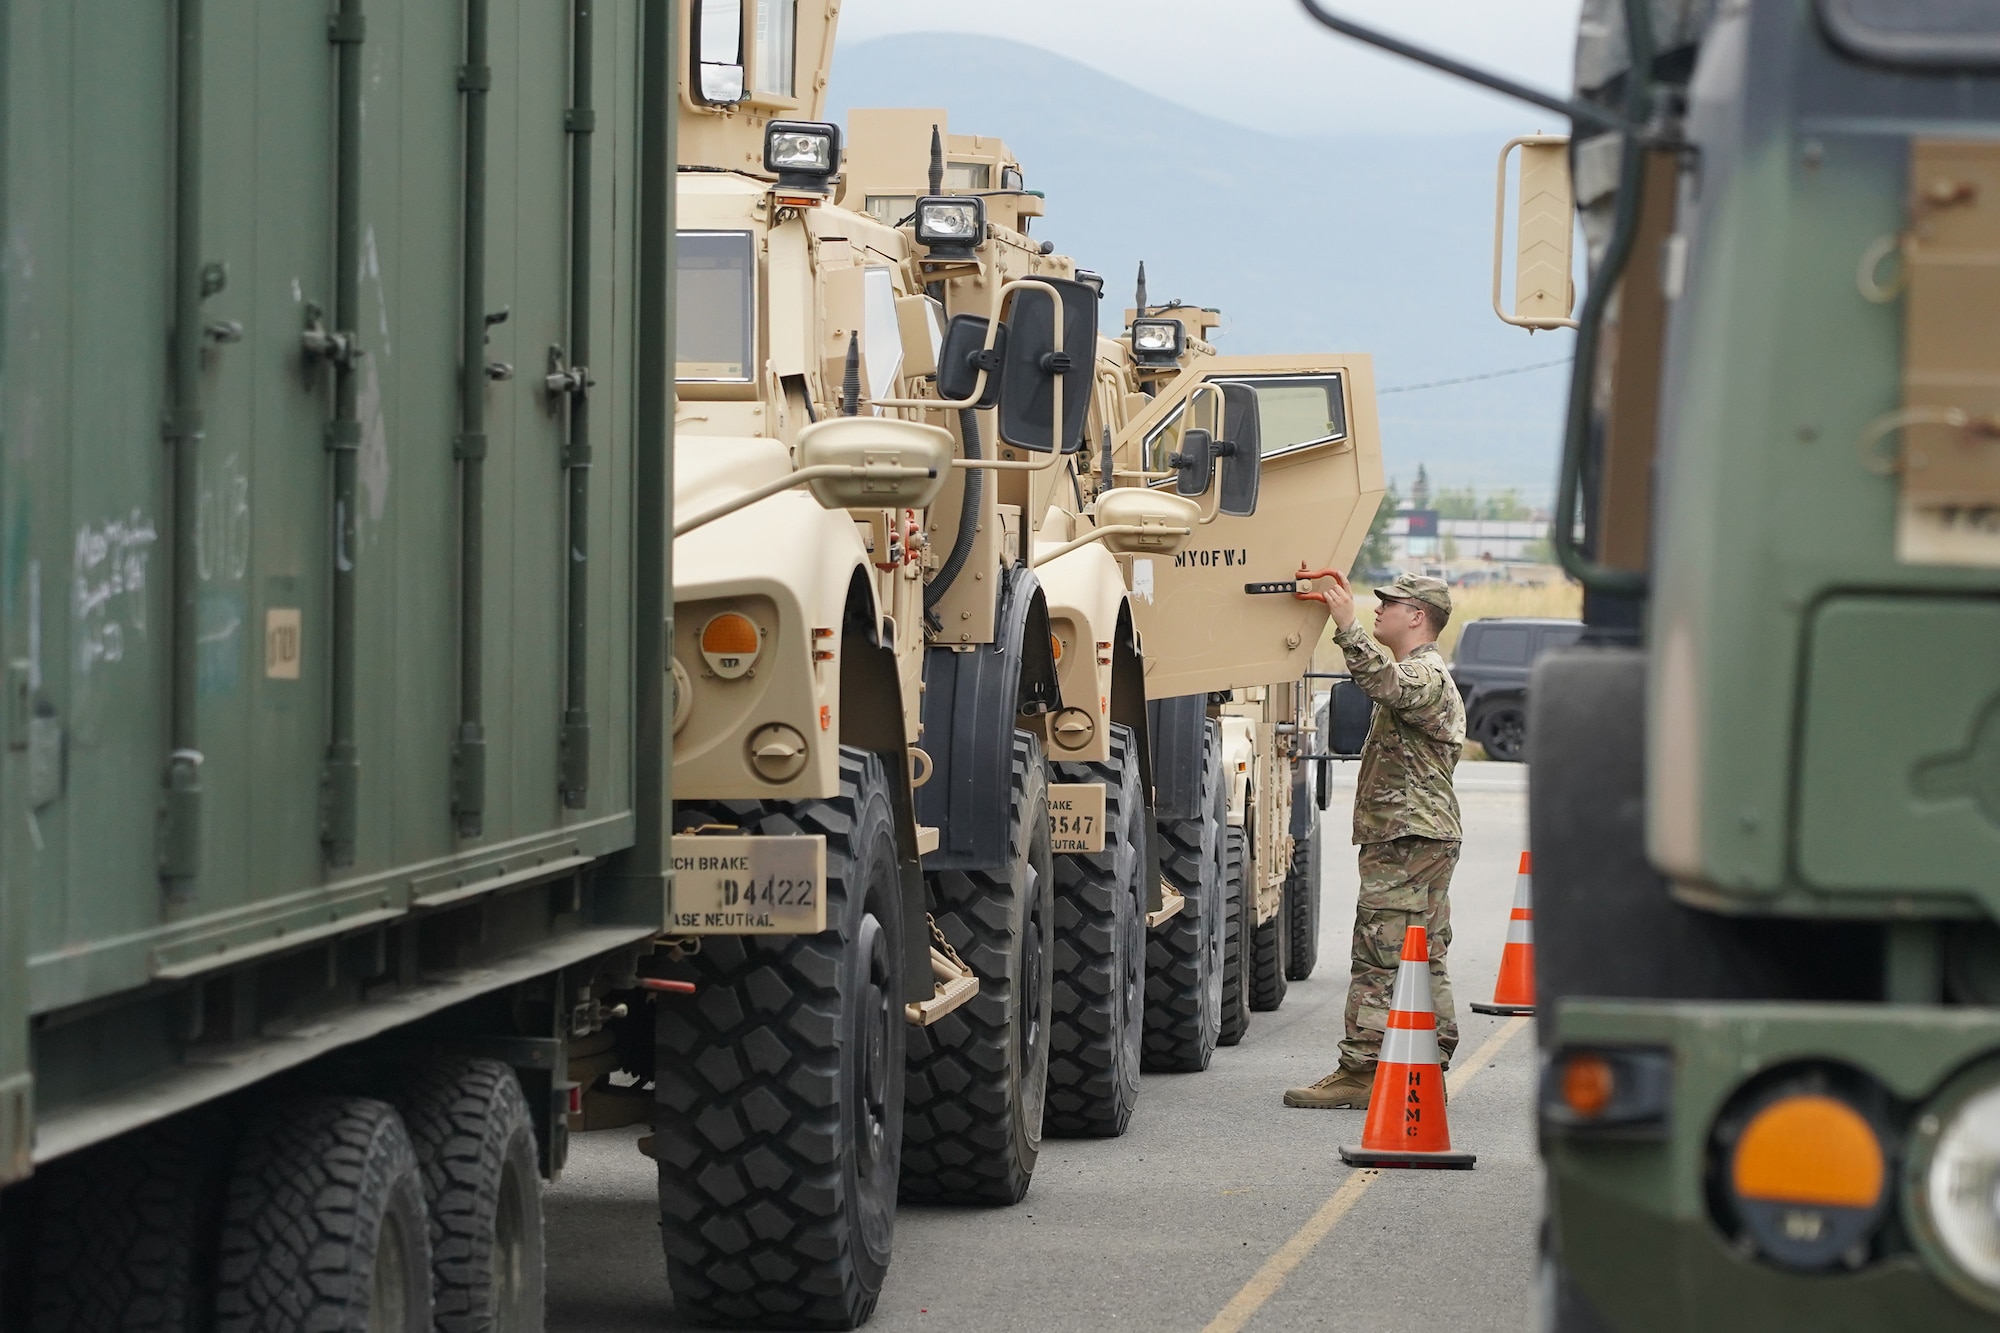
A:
[[1046, 724, 1147, 1138], [1142, 718, 1226, 1072], [1284, 811, 1323, 981], [24, 1112, 231, 1332], [1249, 880, 1290, 1012], [902, 730, 1055, 1205], [213, 1097, 434, 1332], [1218, 827, 1252, 1046], [395, 1059, 545, 1333], [656, 748, 907, 1330]]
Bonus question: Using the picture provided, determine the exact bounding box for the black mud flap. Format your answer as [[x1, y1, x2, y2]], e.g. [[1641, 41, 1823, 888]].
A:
[[916, 566, 1060, 872], [1146, 694, 1209, 823]]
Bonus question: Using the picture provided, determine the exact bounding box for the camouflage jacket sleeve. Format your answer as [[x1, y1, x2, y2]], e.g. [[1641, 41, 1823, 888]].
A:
[[1335, 625, 1458, 743]]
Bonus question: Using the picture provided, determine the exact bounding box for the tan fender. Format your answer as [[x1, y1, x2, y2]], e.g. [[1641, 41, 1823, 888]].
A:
[[673, 437, 876, 803], [1031, 537, 1131, 767]]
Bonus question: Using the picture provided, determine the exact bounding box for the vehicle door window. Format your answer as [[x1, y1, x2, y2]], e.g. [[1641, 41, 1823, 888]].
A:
[[1476, 625, 1532, 665], [1219, 374, 1348, 457], [862, 266, 903, 408], [676, 231, 755, 382], [753, 0, 796, 97]]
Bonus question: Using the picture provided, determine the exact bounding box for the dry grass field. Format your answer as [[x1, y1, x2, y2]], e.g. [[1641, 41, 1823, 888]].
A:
[[1432, 578, 1583, 658]]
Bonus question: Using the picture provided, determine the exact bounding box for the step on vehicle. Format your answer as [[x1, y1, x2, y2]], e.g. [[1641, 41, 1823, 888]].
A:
[[0, 2, 678, 1329], [1304, 0, 2000, 1327]]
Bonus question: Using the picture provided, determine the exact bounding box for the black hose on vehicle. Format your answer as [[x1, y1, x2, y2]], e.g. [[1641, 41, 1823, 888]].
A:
[[924, 407, 983, 611]]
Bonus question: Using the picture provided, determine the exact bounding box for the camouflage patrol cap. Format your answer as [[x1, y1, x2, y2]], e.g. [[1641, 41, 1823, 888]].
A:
[[1374, 573, 1453, 615]]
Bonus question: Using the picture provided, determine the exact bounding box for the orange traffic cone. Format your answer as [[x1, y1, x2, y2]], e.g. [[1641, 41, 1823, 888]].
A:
[[1472, 851, 1535, 1016], [1339, 925, 1475, 1169]]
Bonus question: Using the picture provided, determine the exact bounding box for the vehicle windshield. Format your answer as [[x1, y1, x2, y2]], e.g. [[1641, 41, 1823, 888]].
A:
[[677, 231, 754, 382], [753, 0, 795, 97], [1142, 372, 1347, 478]]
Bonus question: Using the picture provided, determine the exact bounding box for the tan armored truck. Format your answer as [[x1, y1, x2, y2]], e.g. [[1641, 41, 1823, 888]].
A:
[[647, 8, 1209, 1325], [848, 111, 1387, 1080], [1104, 273, 1386, 1046]]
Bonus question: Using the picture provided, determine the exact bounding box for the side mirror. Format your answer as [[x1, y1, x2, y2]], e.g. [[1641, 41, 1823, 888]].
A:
[[1494, 134, 1576, 330], [997, 277, 1099, 453], [693, 0, 746, 105], [795, 417, 953, 510], [935, 314, 1005, 407], [1094, 488, 1200, 556], [1171, 428, 1215, 497], [1327, 680, 1371, 757], [1216, 381, 1262, 517]]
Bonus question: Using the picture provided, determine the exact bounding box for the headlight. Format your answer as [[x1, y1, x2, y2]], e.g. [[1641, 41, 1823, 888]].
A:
[[1908, 1061, 2000, 1312], [914, 196, 985, 255], [764, 119, 840, 195], [700, 611, 763, 680], [1131, 318, 1186, 361]]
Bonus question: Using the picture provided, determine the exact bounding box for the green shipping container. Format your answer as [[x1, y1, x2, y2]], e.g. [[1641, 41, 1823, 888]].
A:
[[0, 0, 675, 1185]]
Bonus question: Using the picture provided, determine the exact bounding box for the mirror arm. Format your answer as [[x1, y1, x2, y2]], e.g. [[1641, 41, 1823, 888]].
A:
[[1029, 523, 1192, 569], [1494, 136, 1579, 332], [673, 463, 937, 538], [1193, 484, 1224, 527], [1296, 0, 1636, 135]]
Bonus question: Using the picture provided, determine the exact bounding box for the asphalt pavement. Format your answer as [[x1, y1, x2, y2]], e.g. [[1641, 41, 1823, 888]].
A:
[[547, 762, 1540, 1332]]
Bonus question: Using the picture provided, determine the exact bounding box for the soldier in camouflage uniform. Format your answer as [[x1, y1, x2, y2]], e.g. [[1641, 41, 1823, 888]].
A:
[[1285, 572, 1465, 1110]]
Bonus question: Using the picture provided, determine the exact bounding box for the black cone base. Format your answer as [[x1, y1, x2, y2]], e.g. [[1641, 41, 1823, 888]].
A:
[[1470, 1001, 1534, 1016], [1339, 1145, 1476, 1170]]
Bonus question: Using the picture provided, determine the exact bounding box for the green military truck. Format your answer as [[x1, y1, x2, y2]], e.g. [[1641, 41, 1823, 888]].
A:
[[1303, 0, 2000, 1327], [0, 2, 678, 1327]]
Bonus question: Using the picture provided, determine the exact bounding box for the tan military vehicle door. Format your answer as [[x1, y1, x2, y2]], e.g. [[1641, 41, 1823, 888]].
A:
[[1116, 355, 1384, 698]]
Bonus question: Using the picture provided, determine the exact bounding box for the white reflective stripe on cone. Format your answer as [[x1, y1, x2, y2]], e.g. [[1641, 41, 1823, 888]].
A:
[[1386, 958, 1434, 1014], [1513, 873, 1533, 910], [1506, 916, 1534, 945], [1381, 1023, 1442, 1066]]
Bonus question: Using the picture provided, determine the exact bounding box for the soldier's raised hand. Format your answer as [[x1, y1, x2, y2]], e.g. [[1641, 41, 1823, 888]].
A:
[[1295, 565, 1358, 631], [1321, 570, 1358, 630]]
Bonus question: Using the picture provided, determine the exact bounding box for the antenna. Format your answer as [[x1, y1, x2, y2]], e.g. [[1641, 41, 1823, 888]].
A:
[[842, 332, 862, 417], [928, 125, 944, 196], [1135, 261, 1148, 316]]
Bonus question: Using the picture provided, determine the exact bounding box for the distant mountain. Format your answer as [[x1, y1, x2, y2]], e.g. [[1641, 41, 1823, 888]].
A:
[[827, 33, 1576, 502]]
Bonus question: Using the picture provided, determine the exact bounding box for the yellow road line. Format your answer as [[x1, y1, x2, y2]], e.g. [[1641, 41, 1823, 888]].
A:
[[1201, 1015, 1531, 1333]]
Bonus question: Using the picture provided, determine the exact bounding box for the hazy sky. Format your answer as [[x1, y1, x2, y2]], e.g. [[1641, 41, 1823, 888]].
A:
[[838, 0, 1588, 137]]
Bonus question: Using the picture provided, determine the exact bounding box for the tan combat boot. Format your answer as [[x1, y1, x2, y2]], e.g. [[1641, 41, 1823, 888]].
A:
[[1283, 1068, 1373, 1109]]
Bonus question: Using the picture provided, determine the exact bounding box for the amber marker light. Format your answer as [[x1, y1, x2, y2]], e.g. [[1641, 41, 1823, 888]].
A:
[[700, 612, 761, 680], [1561, 1052, 1616, 1120], [1727, 1092, 1889, 1271]]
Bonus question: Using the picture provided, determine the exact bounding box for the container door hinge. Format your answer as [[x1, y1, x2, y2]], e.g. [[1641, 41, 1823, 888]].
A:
[[453, 725, 487, 839], [157, 749, 203, 888], [320, 743, 359, 867], [559, 712, 590, 810]]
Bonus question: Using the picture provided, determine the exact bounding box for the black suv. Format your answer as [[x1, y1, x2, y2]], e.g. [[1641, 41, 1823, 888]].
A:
[[1450, 617, 1584, 762]]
